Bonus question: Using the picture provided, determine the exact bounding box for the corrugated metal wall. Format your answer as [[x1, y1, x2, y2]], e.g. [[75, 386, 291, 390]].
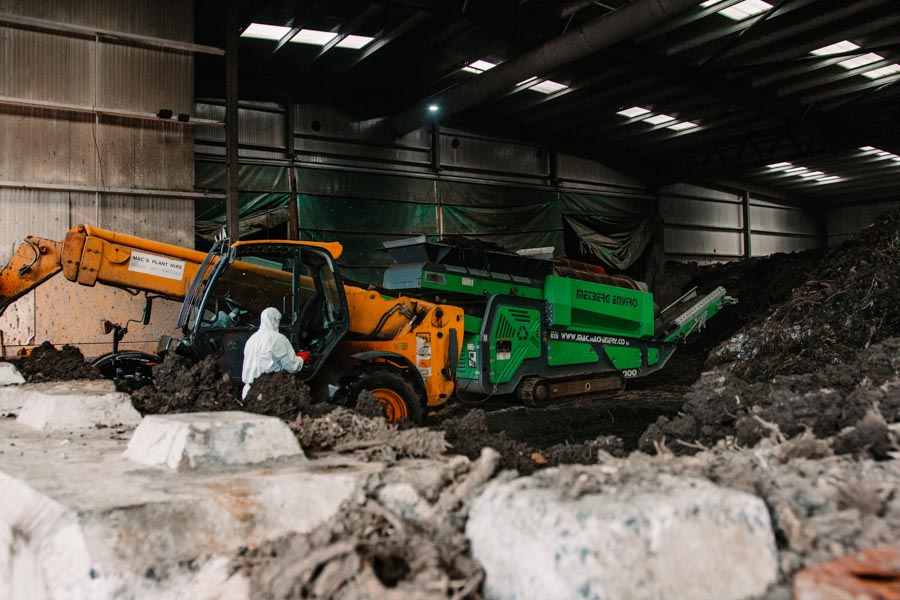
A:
[[826, 200, 900, 246], [659, 183, 820, 263], [0, 0, 196, 356], [194, 101, 651, 198]]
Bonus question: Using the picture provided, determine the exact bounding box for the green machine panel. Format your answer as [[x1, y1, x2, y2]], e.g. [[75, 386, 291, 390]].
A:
[[547, 340, 599, 367], [488, 305, 541, 384], [603, 346, 643, 370], [544, 275, 654, 339]]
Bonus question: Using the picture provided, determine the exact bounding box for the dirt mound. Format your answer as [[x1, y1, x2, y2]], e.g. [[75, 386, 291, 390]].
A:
[[439, 409, 626, 475], [656, 249, 824, 384], [232, 448, 499, 599], [131, 354, 239, 414], [709, 209, 900, 381], [13, 342, 102, 382], [639, 337, 900, 458]]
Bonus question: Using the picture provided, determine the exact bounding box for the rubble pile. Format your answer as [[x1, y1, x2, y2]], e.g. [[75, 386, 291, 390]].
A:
[[561, 436, 900, 588], [12, 341, 101, 382], [639, 337, 900, 457], [231, 448, 502, 599], [131, 354, 239, 414], [709, 208, 900, 381]]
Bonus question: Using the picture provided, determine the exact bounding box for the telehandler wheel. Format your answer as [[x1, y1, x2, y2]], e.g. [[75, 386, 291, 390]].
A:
[[334, 365, 424, 424]]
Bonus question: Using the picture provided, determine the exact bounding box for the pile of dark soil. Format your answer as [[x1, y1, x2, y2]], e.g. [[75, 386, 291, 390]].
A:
[[439, 409, 625, 475], [13, 341, 101, 382], [231, 448, 500, 599], [639, 337, 900, 458], [131, 354, 239, 414], [657, 249, 824, 382], [709, 209, 900, 381]]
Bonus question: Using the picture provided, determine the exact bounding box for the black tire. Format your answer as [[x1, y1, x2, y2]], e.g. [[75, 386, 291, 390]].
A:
[[333, 364, 424, 424]]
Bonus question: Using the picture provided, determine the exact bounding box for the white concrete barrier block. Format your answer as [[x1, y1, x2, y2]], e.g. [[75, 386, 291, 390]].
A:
[[0, 363, 25, 386], [16, 383, 141, 430], [125, 411, 304, 471], [467, 470, 778, 600]]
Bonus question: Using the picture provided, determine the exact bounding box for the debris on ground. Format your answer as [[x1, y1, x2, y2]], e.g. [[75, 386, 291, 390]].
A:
[[231, 448, 503, 599], [639, 337, 900, 457], [439, 409, 627, 475], [289, 403, 448, 463], [709, 209, 900, 381], [537, 435, 900, 582], [11, 341, 102, 382]]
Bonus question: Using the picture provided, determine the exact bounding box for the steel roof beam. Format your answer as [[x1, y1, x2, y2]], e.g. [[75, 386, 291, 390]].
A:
[[386, 0, 701, 135]]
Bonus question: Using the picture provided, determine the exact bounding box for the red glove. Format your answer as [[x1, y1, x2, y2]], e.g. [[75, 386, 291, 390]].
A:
[[296, 350, 311, 362]]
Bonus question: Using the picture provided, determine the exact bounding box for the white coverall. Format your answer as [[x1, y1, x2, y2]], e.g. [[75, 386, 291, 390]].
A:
[[241, 307, 303, 399]]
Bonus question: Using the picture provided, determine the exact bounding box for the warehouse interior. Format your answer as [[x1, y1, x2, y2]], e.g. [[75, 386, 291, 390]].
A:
[[0, 1, 898, 598]]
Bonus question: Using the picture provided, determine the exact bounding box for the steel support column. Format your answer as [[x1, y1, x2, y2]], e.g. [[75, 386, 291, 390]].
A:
[[225, 0, 241, 241], [742, 190, 752, 259]]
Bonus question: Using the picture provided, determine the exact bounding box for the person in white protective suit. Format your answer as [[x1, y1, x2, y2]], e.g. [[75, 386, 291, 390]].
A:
[[241, 307, 305, 399]]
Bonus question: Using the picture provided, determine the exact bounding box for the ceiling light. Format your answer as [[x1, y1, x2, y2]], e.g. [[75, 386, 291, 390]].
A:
[[800, 171, 825, 178], [784, 166, 808, 173], [290, 29, 339, 45], [859, 146, 875, 151], [336, 34, 374, 49], [767, 161, 791, 168], [810, 40, 859, 56], [645, 114, 676, 125], [837, 52, 883, 70], [815, 176, 841, 183], [668, 121, 698, 131], [428, 104, 439, 113], [700, 0, 723, 6], [861, 64, 900, 79], [242, 23, 292, 40], [462, 59, 497, 74], [718, 0, 773, 21], [616, 106, 651, 118], [529, 80, 569, 94]]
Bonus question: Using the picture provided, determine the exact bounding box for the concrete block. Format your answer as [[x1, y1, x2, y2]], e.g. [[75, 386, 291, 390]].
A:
[[467, 470, 778, 600], [0, 420, 378, 599], [125, 411, 304, 471], [0, 363, 25, 386], [16, 382, 141, 430]]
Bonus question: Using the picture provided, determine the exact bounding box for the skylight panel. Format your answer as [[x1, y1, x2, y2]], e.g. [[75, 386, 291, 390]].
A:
[[668, 121, 698, 131], [861, 64, 900, 79], [810, 40, 859, 56], [645, 114, 676, 125], [718, 0, 772, 21], [463, 59, 497, 74], [290, 29, 339, 45], [767, 161, 791, 168], [700, 0, 723, 7], [616, 106, 650, 118], [529, 80, 569, 94], [242, 23, 292, 40], [837, 52, 883, 70], [336, 35, 374, 49]]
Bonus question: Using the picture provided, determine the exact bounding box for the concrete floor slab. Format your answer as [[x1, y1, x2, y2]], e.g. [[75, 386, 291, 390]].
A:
[[15, 382, 140, 430], [0, 420, 382, 599], [125, 411, 304, 471]]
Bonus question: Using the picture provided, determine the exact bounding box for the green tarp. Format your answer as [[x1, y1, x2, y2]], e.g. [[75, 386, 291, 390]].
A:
[[195, 160, 657, 282]]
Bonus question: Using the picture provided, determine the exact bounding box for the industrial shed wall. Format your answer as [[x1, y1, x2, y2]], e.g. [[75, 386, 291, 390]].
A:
[[0, 0, 196, 356], [826, 200, 900, 246], [659, 183, 820, 264]]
